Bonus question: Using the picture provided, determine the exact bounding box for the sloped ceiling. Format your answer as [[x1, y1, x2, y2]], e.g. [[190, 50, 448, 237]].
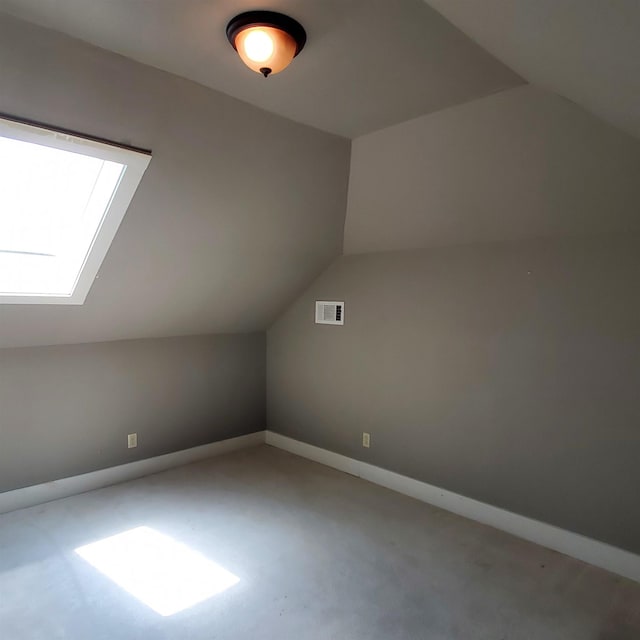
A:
[[0, 14, 349, 348], [345, 85, 640, 254], [424, 0, 640, 140], [0, 0, 522, 137], [2, 3, 639, 348]]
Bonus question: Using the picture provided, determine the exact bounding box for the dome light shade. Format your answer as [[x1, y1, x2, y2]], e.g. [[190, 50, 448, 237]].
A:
[[226, 11, 306, 78]]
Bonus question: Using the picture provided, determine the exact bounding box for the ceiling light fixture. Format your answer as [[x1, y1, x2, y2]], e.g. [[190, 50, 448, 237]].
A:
[[226, 11, 306, 78]]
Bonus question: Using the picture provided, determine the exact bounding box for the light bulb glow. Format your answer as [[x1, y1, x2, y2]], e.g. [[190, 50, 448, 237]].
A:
[[242, 29, 274, 62], [234, 26, 298, 76]]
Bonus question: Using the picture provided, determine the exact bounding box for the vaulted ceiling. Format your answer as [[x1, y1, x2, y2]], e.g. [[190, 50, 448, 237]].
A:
[[423, 0, 640, 141], [0, 0, 521, 137], [345, 85, 640, 254], [0, 1, 638, 348], [0, 14, 350, 348]]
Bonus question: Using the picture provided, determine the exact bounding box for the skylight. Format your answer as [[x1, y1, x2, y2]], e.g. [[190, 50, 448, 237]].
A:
[[0, 116, 151, 304]]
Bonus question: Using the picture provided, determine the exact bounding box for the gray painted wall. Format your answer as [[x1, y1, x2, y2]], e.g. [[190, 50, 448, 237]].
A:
[[267, 235, 640, 553], [0, 333, 265, 493], [0, 13, 350, 349]]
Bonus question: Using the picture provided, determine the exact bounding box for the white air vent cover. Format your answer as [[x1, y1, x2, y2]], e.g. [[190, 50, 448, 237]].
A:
[[315, 300, 344, 325]]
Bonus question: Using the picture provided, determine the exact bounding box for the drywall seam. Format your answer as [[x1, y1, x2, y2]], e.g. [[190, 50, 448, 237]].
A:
[[265, 431, 640, 584], [0, 431, 266, 515]]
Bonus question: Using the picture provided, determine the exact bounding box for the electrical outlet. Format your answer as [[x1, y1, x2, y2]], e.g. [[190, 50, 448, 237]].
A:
[[362, 432, 370, 448], [128, 433, 138, 449]]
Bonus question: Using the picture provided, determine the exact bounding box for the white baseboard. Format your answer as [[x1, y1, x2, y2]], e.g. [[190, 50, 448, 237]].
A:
[[0, 431, 266, 515], [4, 428, 638, 584], [265, 431, 640, 584]]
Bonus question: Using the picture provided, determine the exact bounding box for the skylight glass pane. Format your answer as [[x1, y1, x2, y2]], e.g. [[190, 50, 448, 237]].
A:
[[0, 134, 125, 297]]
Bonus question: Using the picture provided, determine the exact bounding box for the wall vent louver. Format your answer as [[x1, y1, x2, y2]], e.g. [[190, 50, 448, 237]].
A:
[[315, 301, 344, 325]]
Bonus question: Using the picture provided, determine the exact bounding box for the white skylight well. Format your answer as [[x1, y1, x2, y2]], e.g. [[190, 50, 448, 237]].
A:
[[0, 116, 151, 304]]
